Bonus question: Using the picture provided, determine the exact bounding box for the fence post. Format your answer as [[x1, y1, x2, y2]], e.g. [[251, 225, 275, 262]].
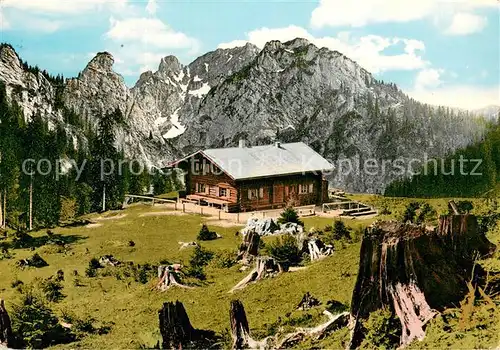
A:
[[152, 198, 155, 206], [183, 203, 185, 213], [175, 202, 177, 211], [218, 210, 221, 221], [201, 207, 203, 216], [237, 212, 240, 223], [262, 212, 265, 219]]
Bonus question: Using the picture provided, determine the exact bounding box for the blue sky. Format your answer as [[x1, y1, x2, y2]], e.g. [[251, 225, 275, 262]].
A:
[[0, 0, 498, 109]]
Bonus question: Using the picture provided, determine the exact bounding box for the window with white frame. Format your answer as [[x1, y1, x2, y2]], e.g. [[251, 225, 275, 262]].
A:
[[248, 189, 258, 200], [219, 188, 227, 197], [196, 183, 206, 193], [299, 183, 314, 194]]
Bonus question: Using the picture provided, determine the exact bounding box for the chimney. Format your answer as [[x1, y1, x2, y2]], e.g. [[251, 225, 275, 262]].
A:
[[274, 141, 281, 148], [239, 139, 246, 148]]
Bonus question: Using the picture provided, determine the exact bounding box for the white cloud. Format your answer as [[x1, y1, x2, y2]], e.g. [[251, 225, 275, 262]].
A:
[[444, 12, 488, 35], [218, 26, 428, 73], [146, 0, 158, 16], [106, 17, 199, 52], [415, 68, 445, 89], [310, 0, 497, 34], [0, 11, 10, 30], [2, 0, 128, 14], [408, 85, 500, 109]]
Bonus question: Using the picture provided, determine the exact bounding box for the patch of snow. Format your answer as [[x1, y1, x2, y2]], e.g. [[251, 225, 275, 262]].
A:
[[163, 107, 186, 139], [204, 63, 209, 72], [193, 75, 202, 82], [276, 69, 285, 73], [285, 49, 294, 54], [226, 54, 233, 63], [188, 82, 211, 98]]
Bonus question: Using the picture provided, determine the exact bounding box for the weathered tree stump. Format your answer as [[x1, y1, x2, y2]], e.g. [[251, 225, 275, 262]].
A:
[[229, 299, 348, 349], [0, 299, 13, 348], [230, 300, 266, 349], [348, 212, 495, 348], [237, 230, 261, 264], [230, 256, 281, 293], [157, 265, 193, 291], [306, 238, 333, 261], [159, 301, 217, 349]]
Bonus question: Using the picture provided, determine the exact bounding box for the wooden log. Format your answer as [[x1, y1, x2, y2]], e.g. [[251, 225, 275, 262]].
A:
[[0, 299, 13, 348], [348, 216, 495, 349]]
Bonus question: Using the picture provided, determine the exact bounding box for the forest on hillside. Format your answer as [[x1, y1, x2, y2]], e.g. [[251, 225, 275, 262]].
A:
[[385, 118, 500, 198], [0, 83, 176, 231]]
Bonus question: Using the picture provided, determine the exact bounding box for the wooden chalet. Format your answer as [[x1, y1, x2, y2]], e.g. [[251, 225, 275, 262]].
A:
[[172, 141, 334, 212]]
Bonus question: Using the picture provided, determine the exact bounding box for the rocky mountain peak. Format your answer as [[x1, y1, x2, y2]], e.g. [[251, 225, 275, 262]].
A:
[[0, 44, 21, 70], [158, 55, 182, 74], [85, 51, 115, 74]]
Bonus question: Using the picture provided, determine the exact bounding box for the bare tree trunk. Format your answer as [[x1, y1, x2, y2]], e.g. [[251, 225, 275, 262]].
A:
[[2, 189, 5, 229], [102, 184, 106, 212], [29, 175, 33, 231], [0, 191, 3, 229], [0, 299, 13, 348], [348, 215, 495, 349]]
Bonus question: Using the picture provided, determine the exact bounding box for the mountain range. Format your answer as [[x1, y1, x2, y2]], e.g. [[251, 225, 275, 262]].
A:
[[0, 39, 487, 192]]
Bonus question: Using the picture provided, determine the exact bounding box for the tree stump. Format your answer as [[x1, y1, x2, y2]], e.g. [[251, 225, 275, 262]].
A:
[[229, 299, 348, 349], [230, 256, 281, 293], [157, 265, 193, 291], [0, 299, 13, 348], [159, 301, 195, 349], [159, 301, 217, 349], [306, 238, 333, 261], [348, 215, 495, 348], [237, 230, 260, 264]]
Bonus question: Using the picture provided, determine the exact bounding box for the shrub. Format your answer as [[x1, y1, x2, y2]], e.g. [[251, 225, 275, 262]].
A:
[[331, 220, 351, 241], [11, 290, 74, 348], [40, 278, 64, 302], [11, 279, 24, 289], [277, 207, 304, 227], [361, 307, 401, 349], [455, 200, 474, 214], [265, 234, 302, 269], [189, 246, 214, 268], [416, 203, 437, 224], [210, 249, 237, 269], [59, 197, 77, 222], [197, 224, 218, 241], [401, 202, 421, 223], [85, 258, 100, 277], [17, 253, 49, 269]]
